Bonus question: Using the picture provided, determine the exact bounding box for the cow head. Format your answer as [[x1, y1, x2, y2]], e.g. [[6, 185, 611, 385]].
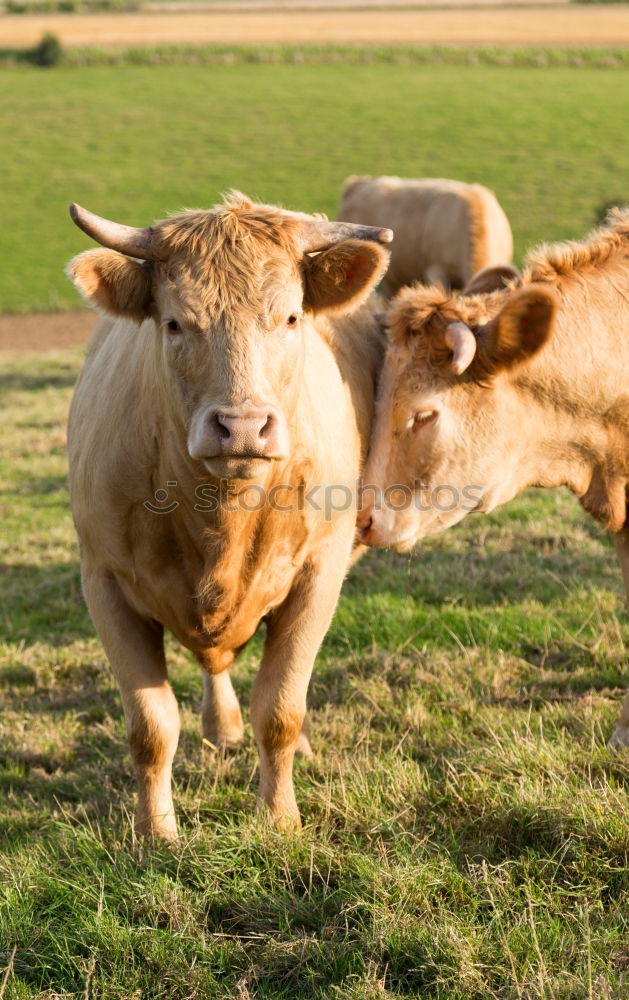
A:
[[358, 268, 557, 549], [67, 193, 391, 481]]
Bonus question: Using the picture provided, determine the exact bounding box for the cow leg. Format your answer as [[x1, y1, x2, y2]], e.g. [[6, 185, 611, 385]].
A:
[[250, 556, 346, 827], [200, 669, 244, 750], [82, 573, 180, 839], [610, 531, 629, 747]]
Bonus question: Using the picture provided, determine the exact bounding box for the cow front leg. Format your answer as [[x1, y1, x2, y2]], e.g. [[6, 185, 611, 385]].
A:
[[200, 669, 244, 750], [610, 531, 629, 747], [82, 573, 180, 839], [250, 555, 347, 827]]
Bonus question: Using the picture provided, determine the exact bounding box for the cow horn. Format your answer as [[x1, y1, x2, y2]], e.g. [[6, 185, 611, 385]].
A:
[[69, 203, 155, 260], [295, 217, 393, 253], [445, 321, 477, 375]]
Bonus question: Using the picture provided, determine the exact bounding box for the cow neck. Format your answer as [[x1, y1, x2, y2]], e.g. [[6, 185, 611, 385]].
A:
[[510, 274, 629, 531]]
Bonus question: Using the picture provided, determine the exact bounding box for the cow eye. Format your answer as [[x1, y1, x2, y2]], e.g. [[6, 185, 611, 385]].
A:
[[166, 319, 181, 334], [413, 410, 438, 431], [286, 314, 299, 328]]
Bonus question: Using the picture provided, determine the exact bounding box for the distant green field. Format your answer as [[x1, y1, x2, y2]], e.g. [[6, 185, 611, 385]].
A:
[[1, 61, 627, 312]]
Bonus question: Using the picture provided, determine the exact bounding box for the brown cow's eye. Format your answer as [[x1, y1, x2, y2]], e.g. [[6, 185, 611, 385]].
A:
[[413, 410, 438, 431], [166, 319, 181, 334], [287, 315, 299, 328]]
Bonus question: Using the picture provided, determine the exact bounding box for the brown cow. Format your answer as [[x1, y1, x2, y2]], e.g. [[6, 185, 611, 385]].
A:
[[337, 175, 513, 297], [66, 193, 391, 838], [357, 211, 629, 748]]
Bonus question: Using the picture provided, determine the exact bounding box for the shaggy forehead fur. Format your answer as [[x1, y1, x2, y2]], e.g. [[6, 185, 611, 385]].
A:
[[150, 191, 304, 329], [387, 208, 629, 375]]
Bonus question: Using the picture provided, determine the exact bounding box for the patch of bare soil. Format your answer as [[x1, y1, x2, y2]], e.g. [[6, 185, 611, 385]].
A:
[[0, 311, 94, 353], [3, 5, 629, 48]]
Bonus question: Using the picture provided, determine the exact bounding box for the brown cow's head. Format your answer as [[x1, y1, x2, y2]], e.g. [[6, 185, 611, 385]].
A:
[[358, 269, 557, 549], [67, 193, 391, 481]]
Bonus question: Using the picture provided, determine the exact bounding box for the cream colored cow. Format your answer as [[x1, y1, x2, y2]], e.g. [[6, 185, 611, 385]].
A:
[[67, 192, 392, 837], [359, 212, 629, 748], [338, 175, 513, 296]]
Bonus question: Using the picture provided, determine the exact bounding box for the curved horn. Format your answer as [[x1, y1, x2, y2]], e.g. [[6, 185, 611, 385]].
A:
[[288, 214, 393, 253], [445, 321, 477, 375], [69, 203, 155, 260]]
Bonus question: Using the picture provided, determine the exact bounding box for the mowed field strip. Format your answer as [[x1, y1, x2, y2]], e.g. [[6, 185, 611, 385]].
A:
[[4, 4, 629, 47]]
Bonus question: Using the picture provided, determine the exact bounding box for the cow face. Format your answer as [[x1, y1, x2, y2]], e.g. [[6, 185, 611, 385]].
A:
[[67, 195, 391, 481], [358, 279, 557, 549]]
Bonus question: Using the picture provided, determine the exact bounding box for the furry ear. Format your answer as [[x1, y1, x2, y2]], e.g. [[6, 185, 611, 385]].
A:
[[302, 239, 389, 315], [477, 283, 557, 373], [462, 264, 521, 297], [66, 249, 154, 321], [385, 285, 450, 345]]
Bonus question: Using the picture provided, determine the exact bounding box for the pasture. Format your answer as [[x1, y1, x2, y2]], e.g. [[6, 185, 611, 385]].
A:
[[1, 56, 628, 999], [1, 61, 628, 312]]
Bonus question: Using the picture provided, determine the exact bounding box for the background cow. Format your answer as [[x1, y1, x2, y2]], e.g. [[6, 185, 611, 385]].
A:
[[337, 175, 513, 297], [358, 210, 629, 748], [67, 193, 391, 838]]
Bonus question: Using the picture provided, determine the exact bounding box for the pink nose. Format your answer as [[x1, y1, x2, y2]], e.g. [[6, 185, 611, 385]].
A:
[[356, 510, 374, 544], [208, 406, 285, 458]]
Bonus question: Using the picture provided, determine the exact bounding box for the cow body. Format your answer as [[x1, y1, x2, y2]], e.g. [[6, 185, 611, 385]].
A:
[[71, 308, 377, 661], [67, 194, 391, 836], [337, 175, 513, 297], [358, 211, 629, 747]]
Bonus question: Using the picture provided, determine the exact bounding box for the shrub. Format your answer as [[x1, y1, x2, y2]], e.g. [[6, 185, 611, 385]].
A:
[[31, 32, 64, 67]]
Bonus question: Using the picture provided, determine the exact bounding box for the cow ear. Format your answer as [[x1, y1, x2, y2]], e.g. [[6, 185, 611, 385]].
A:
[[66, 249, 154, 322], [477, 284, 557, 372], [461, 264, 521, 297], [302, 239, 389, 315]]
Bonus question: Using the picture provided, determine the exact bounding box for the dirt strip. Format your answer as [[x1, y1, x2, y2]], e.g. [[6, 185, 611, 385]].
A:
[[0, 311, 94, 353], [3, 6, 629, 48]]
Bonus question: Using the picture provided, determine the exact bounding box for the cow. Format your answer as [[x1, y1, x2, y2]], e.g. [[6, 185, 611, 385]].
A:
[[337, 175, 513, 298], [357, 210, 629, 749], [66, 192, 392, 838]]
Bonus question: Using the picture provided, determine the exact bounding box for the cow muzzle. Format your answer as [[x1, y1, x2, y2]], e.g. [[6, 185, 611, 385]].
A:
[[356, 505, 418, 551], [188, 404, 290, 478]]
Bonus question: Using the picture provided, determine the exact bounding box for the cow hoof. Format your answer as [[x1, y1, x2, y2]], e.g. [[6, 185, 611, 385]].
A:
[[135, 815, 179, 842], [255, 794, 302, 831], [608, 725, 629, 750]]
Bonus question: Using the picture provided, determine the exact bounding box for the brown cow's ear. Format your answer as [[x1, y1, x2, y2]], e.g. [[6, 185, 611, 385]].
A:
[[302, 239, 389, 315], [477, 283, 557, 373], [461, 264, 521, 297], [66, 249, 154, 322]]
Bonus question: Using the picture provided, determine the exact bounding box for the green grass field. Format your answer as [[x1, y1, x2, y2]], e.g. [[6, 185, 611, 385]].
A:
[[1, 57, 628, 999], [1, 61, 628, 312], [1, 349, 628, 997]]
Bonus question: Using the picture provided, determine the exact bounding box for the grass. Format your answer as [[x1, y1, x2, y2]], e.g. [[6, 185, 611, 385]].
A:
[[1, 60, 628, 312], [1, 347, 628, 998], [4, 41, 629, 69]]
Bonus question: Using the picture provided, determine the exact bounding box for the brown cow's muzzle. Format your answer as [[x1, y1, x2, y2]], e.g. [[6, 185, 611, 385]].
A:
[[188, 404, 290, 479], [356, 504, 418, 551]]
